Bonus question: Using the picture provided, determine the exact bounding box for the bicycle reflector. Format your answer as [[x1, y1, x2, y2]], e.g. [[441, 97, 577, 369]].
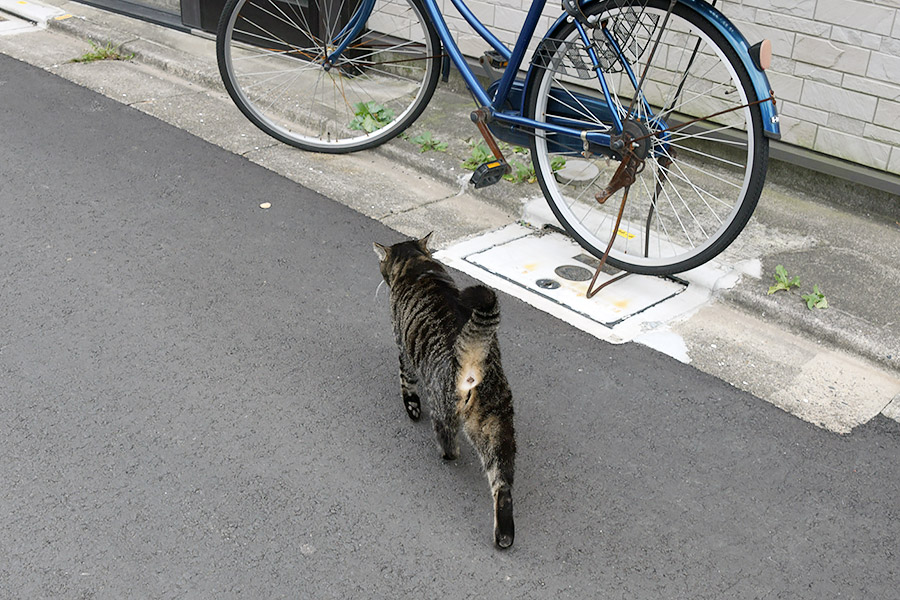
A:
[[749, 39, 772, 71]]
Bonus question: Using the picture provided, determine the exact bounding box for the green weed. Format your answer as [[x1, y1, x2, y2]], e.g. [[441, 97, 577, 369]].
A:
[[462, 139, 566, 184], [801, 285, 829, 310], [506, 160, 536, 184], [462, 139, 496, 170], [348, 101, 395, 133], [768, 264, 800, 295], [72, 40, 134, 63], [550, 155, 567, 173], [408, 131, 448, 153]]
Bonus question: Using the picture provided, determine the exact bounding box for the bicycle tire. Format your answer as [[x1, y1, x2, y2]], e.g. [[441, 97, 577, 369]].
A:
[[217, 0, 441, 153], [525, 0, 768, 275]]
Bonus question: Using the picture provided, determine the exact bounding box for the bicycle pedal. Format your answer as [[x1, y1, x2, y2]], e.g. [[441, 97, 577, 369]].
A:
[[483, 49, 508, 69], [470, 160, 511, 189]]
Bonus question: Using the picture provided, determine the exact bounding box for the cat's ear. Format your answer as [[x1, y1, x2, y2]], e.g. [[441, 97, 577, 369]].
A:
[[373, 242, 388, 262], [418, 231, 434, 251]]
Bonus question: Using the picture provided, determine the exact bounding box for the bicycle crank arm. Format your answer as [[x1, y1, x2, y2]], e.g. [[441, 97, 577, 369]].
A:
[[471, 109, 511, 164], [469, 109, 512, 189]]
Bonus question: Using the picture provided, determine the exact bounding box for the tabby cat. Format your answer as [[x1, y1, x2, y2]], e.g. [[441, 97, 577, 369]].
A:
[[374, 233, 516, 549]]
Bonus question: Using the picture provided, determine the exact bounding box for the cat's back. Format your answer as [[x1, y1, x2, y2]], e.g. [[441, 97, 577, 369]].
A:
[[391, 256, 462, 325], [390, 256, 466, 361]]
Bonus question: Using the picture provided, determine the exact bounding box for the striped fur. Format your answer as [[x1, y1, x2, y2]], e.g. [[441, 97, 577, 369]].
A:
[[375, 234, 516, 548]]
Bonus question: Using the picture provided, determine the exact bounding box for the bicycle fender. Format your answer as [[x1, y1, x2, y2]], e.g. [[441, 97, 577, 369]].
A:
[[526, 0, 781, 139], [680, 0, 780, 139]]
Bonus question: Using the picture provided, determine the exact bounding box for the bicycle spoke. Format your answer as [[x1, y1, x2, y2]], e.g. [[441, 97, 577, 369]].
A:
[[259, 66, 309, 114], [264, 0, 309, 38], [242, 0, 316, 44], [304, 64, 328, 133], [349, 43, 428, 60], [666, 151, 744, 191], [547, 79, 611, 128], [666, 141, 745, 169], [657, 79, 738, 123], [233, 18, 307, 54], [666, 122, 749, 146], [230, 44, 322, 62], [656, 153, 736, 227], [339, 56, 430, 85], [286, 0, 317, 47], [238, 64, 315, 90]]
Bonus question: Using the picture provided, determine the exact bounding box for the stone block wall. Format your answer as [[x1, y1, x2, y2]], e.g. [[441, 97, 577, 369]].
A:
[[436, 0, 900, 176], [726, 0, 900, 176]]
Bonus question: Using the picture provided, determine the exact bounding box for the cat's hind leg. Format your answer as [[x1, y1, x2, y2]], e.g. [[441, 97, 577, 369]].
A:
[[493, 482, 514, 550], [398, 353, 421, 421], [464, 409, 516, 549]]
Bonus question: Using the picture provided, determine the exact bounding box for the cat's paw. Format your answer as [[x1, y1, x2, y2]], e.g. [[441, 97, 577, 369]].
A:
[[403, 395, 421, 421], [494, 488, 514, 549]]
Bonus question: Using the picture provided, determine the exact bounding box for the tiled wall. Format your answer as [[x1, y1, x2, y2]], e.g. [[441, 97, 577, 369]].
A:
[[437, 0, 900, 176], [727, 0, 900, 175]]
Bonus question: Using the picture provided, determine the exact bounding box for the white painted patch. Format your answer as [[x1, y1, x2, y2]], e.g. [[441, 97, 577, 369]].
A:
[[468, 232, 685, 323], [0, 11, 35, 35], [633, 329, 691, 363], [435, 223, 739, 351], [0, 0, 64, 28]]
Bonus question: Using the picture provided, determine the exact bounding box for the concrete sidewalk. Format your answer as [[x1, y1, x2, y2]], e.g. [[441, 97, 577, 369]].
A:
[[1, 0, 898, 433]]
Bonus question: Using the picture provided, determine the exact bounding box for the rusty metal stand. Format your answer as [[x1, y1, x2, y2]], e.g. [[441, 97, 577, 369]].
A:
[[585, 184, 633, 299], [585, 138, 643, 299]]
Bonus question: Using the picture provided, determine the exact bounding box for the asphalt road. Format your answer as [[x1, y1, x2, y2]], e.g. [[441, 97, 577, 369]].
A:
[[1, 53, 898, 599]]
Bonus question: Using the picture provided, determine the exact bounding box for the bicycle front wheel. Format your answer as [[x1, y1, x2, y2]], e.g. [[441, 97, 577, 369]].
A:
[[217, 0, 441, 153], [526, 0, 768, 275]]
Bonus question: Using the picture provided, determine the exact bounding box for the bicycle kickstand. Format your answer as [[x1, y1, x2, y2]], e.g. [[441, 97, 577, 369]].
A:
[[585, 184, 633, 299]]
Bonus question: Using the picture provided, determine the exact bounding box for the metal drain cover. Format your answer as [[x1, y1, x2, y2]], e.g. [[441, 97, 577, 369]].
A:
[[554, 265, 593, 281]]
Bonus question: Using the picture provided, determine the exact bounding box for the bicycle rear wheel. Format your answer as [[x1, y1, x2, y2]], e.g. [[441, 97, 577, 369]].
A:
[[217, 0, 441, 153], [525, 0, 768, 275]]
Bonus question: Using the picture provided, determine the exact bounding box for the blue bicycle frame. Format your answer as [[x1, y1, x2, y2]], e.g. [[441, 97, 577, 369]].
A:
[[329, 0, 781, 152], [426, 0, 623, 150]]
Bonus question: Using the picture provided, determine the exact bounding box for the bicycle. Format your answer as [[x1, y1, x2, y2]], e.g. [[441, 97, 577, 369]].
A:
[[215, 0, 780, 276]]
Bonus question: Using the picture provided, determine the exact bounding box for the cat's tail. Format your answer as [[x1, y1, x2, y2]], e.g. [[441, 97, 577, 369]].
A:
[[455, 285, 500, 394]]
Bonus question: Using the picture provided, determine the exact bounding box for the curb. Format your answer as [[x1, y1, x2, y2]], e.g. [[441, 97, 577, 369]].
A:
[[724, 286, 899, 376], [48, 14, 223, 89]]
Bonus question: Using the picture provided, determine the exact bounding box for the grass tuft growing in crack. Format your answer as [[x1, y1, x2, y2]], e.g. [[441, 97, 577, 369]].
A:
[[72, 40, 134, 63]]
